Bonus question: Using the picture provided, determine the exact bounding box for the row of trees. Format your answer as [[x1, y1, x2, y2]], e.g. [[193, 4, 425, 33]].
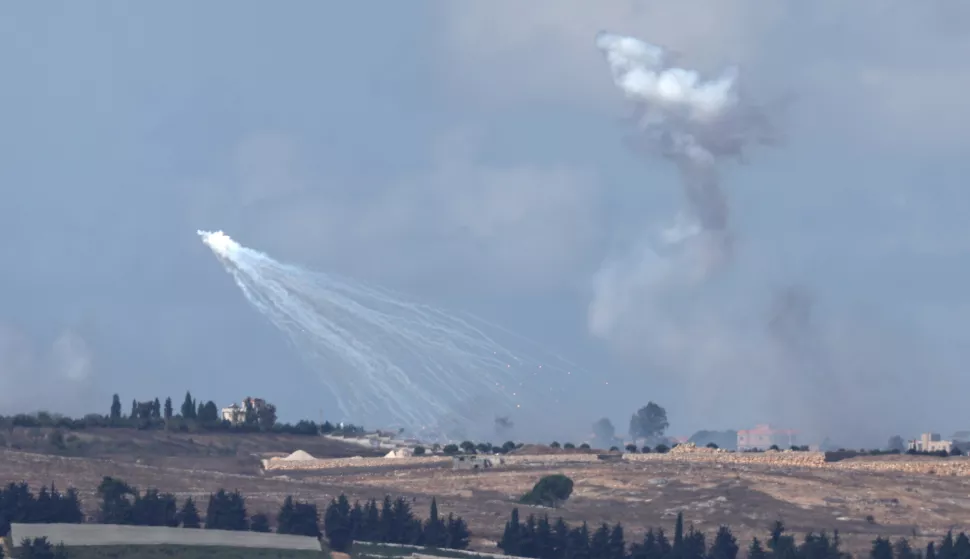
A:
[[0, 393, 364, 438], [323, 495, 470, 553], [0, 478, 468, 552], [0, 482, 83, 536], [500, 508, 970, 559]]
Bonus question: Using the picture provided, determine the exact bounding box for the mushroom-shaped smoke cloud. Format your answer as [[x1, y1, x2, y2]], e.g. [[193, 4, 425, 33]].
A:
[[595, 31, 786, 270]]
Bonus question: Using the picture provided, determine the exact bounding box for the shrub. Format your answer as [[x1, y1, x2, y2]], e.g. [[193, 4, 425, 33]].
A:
[[520, 474, 574, 508], [413, 445, 426, 456], [654, 444, 669, 454]]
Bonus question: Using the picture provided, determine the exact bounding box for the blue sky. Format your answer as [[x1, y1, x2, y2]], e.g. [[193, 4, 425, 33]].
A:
[[2, 1, 969, 445]]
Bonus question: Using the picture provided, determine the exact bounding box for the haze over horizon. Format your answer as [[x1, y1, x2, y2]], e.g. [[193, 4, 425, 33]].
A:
[[2, 1, 970, 447]]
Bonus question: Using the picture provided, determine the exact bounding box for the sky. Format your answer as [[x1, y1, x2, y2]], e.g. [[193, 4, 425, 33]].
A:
[[2, 1, 970, 446]]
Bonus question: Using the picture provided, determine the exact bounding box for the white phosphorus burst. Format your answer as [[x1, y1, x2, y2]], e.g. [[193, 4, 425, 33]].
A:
[[198, 230, 585, 435]]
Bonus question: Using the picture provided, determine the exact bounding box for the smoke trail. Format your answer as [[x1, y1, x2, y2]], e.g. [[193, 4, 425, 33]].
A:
[[595, 31, 783, 271], [197, 230, 582, 437]]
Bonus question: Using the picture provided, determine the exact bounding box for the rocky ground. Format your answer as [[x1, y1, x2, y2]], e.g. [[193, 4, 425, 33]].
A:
[[3, 442, 970, 557]]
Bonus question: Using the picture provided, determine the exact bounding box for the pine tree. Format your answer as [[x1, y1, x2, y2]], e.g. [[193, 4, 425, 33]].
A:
[[445, 513, 471, 550], [941, 532, 957, 559], [871, 537, 893, 559], [748, 538, 767, 559], [423, 498, 447, 548], [590, 523, 610, 559], [151, 398, 161, 419], [276, 496, 295, 534], [553, 517, 570, 559], [130, 399, 138, 420], [379, 496, 394, 543], [181, 391, 195, 419], [362, 499, 381, 542], [163, 397, 173, 420], [607, 523, 626, 559], [894, 538, 918, 559], [709, 526, 738, 559], [673, 512, 684, 556], [250, 512, 271, 533], [499, 508, 523, 556], [110, 394, 122, 420], [349, 500, 363, 543], [179, 497, 201, 528], [928, 542, 938, 559], [535, 515, 554, 559], [324, 497, 352, 552], [954, 533, 970, 559], [683, 526, 705, 559], [521, 514, 538, 558]]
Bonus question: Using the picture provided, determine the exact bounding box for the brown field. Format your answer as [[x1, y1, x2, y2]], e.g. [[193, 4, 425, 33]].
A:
[[2, 431, 970, 557]]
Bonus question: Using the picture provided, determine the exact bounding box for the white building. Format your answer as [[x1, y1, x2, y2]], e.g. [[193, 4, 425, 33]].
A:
[[908, 433, 953, 453], [221, 403, 244, 425]]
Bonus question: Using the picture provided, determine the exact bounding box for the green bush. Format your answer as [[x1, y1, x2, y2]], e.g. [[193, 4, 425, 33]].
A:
[[520, 474, 574, 508]]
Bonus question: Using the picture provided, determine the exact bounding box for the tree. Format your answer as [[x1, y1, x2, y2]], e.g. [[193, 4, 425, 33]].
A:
[[110, 394, 122, 421], [445, 512, 471, 550], [709, 526, 739, 559], [179, 497, 201, 528], [205, 489, 248, 531], [324, 496, 352, 552], [181, 392, 195, 419], [18, 537, 67, 559], [151, 398, 161, 419], [894, 538, 918, 559], [250, 512, 271, 533], [460, 441, 476, 454], [592, 418, 616, 442], [625, 444, 638, 453], [748, 538, 767, 559], [629, 402, 669, 441], [521, 474, 574, 508], [244, 399, 258, 425], [413, 446, 426, 456], [163, 397, 173, 420], [590, 523, 610, 559], [442, 444, 459, 455], [607, 523, 625, 559], [423, 498, 447, 548], [499, 508, 522, 556], [97, 476, 134, 525], [871, 537, 893, 559], [130, 399, 138, 420], [257, 403, 278, 429], [199, 401, 219, 423]]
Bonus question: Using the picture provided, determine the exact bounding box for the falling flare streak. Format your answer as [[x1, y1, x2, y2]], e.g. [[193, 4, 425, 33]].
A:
[[197, 230, 587, 432]]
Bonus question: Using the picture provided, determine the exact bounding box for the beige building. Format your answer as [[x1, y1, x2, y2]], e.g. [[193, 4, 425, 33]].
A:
[[737, 424, 797, 451], [908, 433, 953, 453]]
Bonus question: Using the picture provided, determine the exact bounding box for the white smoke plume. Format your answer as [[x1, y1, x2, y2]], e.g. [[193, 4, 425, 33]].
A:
[[595, 30, 785, 273], [198, 229, 588, 439]]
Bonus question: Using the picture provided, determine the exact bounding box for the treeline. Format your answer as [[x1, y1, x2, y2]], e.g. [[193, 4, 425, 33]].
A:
[[0, 477, 469, 549], [323, 495, 470, 552], [0, 391, 364, 438], [0, 482, 84, 536], [499, 509, 970, 559]]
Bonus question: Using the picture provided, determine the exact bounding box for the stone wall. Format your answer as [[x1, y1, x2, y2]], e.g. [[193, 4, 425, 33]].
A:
[[262, 442, 970, 476], [263, 456, 450, 471]]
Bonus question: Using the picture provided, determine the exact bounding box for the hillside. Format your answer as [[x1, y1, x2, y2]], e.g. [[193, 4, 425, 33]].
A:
[[0, 426, 383, 473]]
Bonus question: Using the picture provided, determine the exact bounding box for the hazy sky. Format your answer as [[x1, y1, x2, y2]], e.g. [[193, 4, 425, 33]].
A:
[[2, 1, 969, 446]]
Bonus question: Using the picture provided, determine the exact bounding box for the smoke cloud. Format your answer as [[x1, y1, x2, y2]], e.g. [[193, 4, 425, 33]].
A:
[[587, 32, 932, 446], [594, 31, 784, 273], [0, 323, 94, 414]]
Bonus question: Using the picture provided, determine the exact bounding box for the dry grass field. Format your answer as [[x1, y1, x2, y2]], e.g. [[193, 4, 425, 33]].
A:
[[3, 434, 970, 557]]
